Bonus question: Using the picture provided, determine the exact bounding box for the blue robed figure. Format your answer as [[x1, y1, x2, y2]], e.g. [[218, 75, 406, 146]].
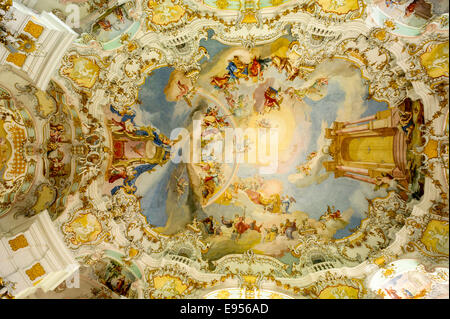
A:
[[226, 56, 248, 81]]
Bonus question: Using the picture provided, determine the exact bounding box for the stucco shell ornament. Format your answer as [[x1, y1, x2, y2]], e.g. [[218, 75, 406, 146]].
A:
[[0, 0, 448, 299]]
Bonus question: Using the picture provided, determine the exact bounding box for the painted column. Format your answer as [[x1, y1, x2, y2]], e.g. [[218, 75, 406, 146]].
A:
[[343, 115, 377, 126], [336, 124, 370, 134], [343, 173, 377, 184], [337, 165, 370, 176]]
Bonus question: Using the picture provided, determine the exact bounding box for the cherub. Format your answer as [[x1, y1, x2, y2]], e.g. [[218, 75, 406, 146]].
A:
[[108, 166, 128, 183], [176, 80, 189, 101], [306, 152, 318, 161], [113, 6, 125, 23], [271, 55, 299, 81], [97, 19, 112, 31], [263, 87, 283, 113], [211, 74, 231, 90], [227, 55, 249, 83], [174, 176, 188, 199], [248, 56, 271, 81], [49, 124, 66, 143], [49, 156, 66, 177], [257, 118, 273, 129], [285, 87, 307, 101], [398, 109, 414, 139], [296, 163, 312, 175]]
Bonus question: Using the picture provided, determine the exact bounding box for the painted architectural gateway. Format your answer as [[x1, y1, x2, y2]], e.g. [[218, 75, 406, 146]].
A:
[[0, 0, 448, 299]]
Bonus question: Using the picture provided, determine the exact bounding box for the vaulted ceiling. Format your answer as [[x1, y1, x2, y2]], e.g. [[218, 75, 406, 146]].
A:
[[0, 0, 448, 299]]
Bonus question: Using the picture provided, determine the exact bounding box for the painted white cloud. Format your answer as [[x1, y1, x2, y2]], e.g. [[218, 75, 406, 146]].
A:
[[349, 182, 388, 218], [308, 59, 369, 121], [288, 120, 332, 188]]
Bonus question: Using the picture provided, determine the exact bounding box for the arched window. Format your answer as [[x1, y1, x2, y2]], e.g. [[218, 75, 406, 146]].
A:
[[311, 255, 325, 265], [177, 247, 192, 259]]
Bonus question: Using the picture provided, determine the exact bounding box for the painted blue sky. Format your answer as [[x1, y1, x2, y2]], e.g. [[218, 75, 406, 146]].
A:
[[134, 36, 389, 237], [135, 67, 191, 227]]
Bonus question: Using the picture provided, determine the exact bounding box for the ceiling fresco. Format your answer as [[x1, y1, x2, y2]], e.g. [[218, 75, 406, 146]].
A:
[[0, 0, 448, 300]]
